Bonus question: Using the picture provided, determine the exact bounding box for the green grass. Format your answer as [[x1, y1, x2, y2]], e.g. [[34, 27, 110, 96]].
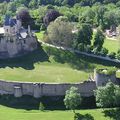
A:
[[0, 105, 113, 120], [35, 30, 120, 53], [35, 31, 45, 40], [0, 43, 119, 83], [104, 38, 120, 53]]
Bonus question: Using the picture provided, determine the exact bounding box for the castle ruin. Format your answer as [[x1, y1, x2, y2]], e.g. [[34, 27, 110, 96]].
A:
[[0, 15, 38, 58]]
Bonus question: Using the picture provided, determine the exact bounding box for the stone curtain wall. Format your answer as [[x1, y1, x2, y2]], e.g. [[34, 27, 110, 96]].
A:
[[0, 80, 96, 98]]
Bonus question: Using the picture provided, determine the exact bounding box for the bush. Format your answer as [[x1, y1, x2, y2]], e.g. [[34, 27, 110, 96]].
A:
[[117, 49, 120, 60], [74, 113, 94, 120], [95, 82, 120, 108], [64, 87, 81, 113], [100, 48, 108, 57], [95, 67, 116, 75], [77, 43, 84, 52], [108, 52, 116, 59], [85, 45, 92, 53], [117, 53, 120, 60], [92, 47, 100, 55], [39, 102, 45, 111]]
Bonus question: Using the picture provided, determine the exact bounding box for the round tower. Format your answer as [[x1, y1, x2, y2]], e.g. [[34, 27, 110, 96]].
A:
[[94, 68, 117, 87]]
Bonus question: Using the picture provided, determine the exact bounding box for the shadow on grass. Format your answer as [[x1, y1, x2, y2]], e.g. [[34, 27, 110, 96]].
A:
[[0, 44, 49, 70], [44, 46, 120, 72], [74, 113, 94, 120], [103, 108, 120, 120], [0, 95, 96, 110]]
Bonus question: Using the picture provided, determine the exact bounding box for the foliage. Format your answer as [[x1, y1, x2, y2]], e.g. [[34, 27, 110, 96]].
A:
[[77, 43, 85, 52], [108, 52, 116, 59], [76, 23, 93, 46], [93, 29, 105, 50], [74, 113, 94, 120], [39, 102, 45, 111], [95, 82, 120, 108], [116, 49, 120, 60], [17, 7, 32, 27], [64, 87, 81, 113], [45, 20, 74, 47], [99, 47, 108, 56], [43, 9, 61, 26], [95, 67, 116, 75]]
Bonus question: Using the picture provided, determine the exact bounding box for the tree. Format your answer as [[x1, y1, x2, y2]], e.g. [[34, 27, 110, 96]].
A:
[[64, 87, 81, 113], [76, 23, 93, 46], [93, 29, 105, 50], [17, 7, 32, 27], [43, 9, 61, 27], [95, 82, 116, 108], [95, 82, 120, 108], [45, 19, 74, 47], [96, 6, 106, 27], [39, 102, 45, 111]]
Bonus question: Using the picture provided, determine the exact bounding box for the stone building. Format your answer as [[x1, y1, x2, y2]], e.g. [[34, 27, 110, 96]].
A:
[[0, 15, 38, 58]]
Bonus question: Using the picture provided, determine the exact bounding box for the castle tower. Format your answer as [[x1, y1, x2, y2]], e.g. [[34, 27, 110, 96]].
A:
[[28, 25, 32, 37], [94, 68, 117, 87], [4, 15, 11, 35], [16, 15, 22, 31]]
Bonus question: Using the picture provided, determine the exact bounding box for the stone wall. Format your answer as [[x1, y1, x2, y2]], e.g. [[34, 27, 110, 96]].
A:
[[94, 69, 118, 87], [0, 80, 96, 98], [0, 34, 38, 58]]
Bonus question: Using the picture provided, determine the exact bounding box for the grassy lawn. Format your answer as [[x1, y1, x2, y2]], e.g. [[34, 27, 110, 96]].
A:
[[0, 44, 119, 83], [0, 105, 113, 120], [35, 31, 45, 40], [104, 38, 120, 53], [35, 31, 120, 53]]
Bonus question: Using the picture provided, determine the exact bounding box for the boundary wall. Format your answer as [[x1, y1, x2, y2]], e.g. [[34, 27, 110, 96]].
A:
[[0, 80, 96, 98]]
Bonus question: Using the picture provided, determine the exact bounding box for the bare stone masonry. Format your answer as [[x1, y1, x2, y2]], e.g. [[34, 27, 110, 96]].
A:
[[0, 80, 96, 98]]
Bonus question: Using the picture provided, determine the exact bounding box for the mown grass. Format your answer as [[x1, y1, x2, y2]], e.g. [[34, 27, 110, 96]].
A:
[[35, 31, 120, 53], [35, 31, 45, 40], [0, 42, 119, 83], [104, 38, 120, 53], [0, 105, 113, 120]]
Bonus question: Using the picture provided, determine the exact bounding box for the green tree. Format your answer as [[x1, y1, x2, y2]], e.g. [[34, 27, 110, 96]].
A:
[[64, 87, 82, 113], [39, 102, 45, 111], [76, 23, 93, 46], [93, 29, 105, 50], [95, 82, 120, 108], [45, 19, 74, 47]]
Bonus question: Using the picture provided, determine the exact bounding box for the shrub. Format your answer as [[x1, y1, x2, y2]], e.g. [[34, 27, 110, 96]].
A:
[[117, 49, 120, 60], [64, 87, 82, 113], [92, 47, 100, 55], [95, 67, 116, 75], [85, 45, 92, 53], [100, 47, 108, 57], [117, 53, 120, 60], [74, 113, 94, 120], [39, 102, 45, 111], [108, 52, 116, 59], [95, 82, 120, 108], [77, 43, 84, 52]]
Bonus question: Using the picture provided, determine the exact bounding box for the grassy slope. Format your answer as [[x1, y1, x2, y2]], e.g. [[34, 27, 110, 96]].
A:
[[0, 32, 119, 82], [36, 31, 120, 53], [0, 105, 110, 120], [0, 44, 119, 83]]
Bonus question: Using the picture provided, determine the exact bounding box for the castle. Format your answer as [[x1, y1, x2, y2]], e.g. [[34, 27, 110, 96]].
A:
[[0, 15, 38, 58]]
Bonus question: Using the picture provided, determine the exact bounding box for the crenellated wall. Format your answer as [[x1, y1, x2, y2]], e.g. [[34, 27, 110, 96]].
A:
[[0, 80, 96, 98]]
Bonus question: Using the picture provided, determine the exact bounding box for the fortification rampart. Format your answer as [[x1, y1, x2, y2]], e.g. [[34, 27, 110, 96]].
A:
[[0, 80, 96, 98]]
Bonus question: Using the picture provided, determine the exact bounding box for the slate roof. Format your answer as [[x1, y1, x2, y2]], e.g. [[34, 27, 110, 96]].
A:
[[4, 15, 10, 26], [4, 15, 17, 27]]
